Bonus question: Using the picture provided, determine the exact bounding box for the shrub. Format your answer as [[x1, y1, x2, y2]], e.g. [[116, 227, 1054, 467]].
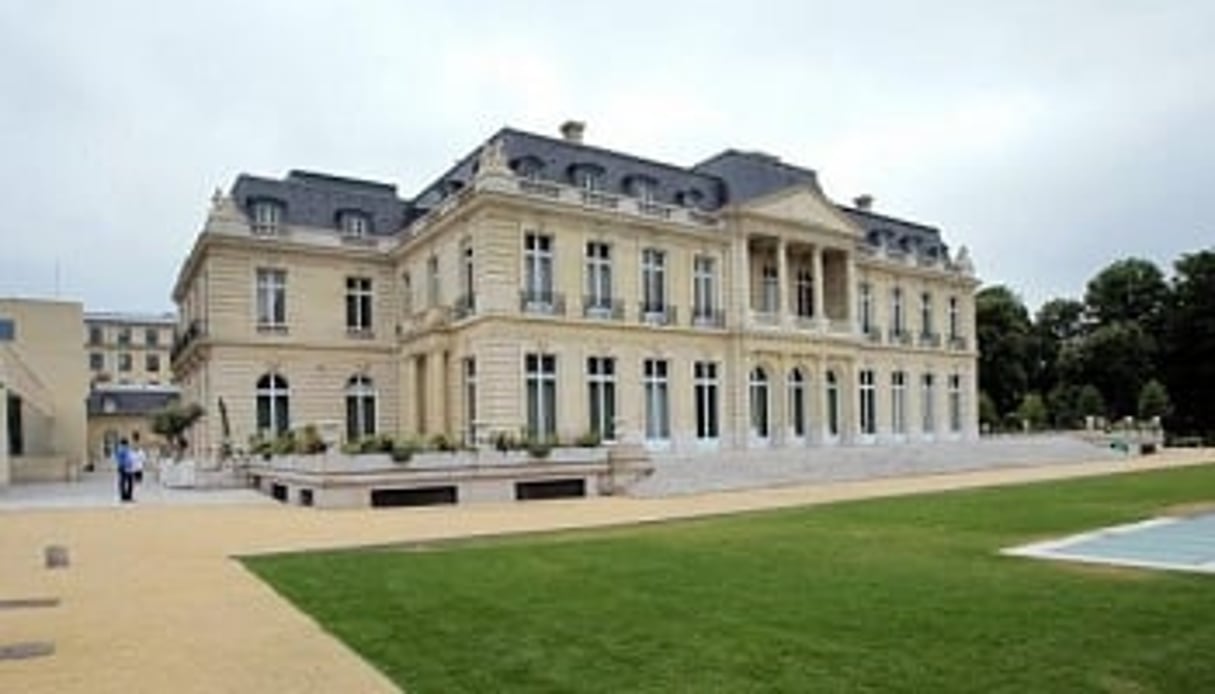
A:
[[493, 431, 518, 453], [429, 433, 458, 453], [341, 441, 363, 455], [527, 440, 553, 459], [574, 431, 602, 448], [358, 437, 380, 454], [391, 445, 415, 464], [298, 424, 327, 455], [375, 434, 396, 453], [272, 431, 296, 456]]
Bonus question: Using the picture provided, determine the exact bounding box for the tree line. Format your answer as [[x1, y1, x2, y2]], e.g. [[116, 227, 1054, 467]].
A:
[[976, 249, 1215, 441]]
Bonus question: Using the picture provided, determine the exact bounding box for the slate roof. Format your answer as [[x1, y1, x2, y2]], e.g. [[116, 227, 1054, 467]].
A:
[[230, 170, 416, 237], [88, 387, 179, 416], [225, 126, 951, 255], [839, 206, 950, 260]]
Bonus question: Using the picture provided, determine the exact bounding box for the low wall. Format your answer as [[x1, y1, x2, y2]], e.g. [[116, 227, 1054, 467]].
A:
[[11, 455, 74, 483]]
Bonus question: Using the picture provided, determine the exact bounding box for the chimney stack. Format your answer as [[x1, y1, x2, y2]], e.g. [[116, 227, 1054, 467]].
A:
[[560, 120, 586, 144], [854, 194, 874, 211]]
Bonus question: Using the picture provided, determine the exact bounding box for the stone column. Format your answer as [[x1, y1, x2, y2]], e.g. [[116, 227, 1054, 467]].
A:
[[844, 251, 857, 331], [776, 237, 789, 328], [812, 246, 826, 329], [733, 236, 751, 329]]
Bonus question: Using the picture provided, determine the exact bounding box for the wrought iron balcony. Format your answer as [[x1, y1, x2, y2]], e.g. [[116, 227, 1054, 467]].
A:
[[691, 308, 726, 328], [948, 335, 969, 350], [919, 332, 942, 348], [519, 290, 566, 316], [887, 328, 913, 345], [864, 326, 883, 344], [170, 319, 207, 362], [454, 293, 476, 320], [582, 296, 624, 320], [639, 302, 677, 326]]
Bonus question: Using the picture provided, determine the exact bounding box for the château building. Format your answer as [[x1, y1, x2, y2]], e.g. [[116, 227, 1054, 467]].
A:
[[170, 122, 979, 461]]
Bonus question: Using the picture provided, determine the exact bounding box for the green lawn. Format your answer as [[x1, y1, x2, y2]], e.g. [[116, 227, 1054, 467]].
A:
[[243, 466, 1215, 693]]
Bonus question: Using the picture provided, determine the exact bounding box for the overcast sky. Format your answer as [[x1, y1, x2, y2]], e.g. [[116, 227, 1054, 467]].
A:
[[1, 1, 1211, 314]]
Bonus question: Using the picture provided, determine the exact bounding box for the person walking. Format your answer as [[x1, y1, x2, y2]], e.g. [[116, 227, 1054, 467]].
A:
[[130, 432, 147, 484], [115, 438, 135, 503]]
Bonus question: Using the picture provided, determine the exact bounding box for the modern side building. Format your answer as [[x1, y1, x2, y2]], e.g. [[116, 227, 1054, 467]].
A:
[[171, 123, 979, 462], [0, 298, 90, 484]]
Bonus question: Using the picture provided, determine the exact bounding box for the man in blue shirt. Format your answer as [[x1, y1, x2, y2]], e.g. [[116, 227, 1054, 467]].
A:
[[115, 438, 135, 503]]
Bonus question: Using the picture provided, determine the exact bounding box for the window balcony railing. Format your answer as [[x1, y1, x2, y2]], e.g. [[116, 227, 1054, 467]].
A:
[[948, 335, 969, 350], [170, 319, 206, 362], [919, 332, 941, 348], [793, 314, 818, 330], [519, 290, 566, 316], [690, 308, 726, 329], [454, 293, 476, 320], [256, 322, 289, 335], [864, 326, 883, 344], [582, 296, 624, 321], [346, 326, 375, 339], [517, 179, 561, 198], [580, 190, 620, 209], [639, 303, 677, 326], [887, 328, 913, 346], [751, 310, 780, 326]]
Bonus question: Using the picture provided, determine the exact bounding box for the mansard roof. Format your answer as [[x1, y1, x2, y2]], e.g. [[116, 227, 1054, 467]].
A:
[[223, 126, 952, 252], [230, 170, 416, 236]]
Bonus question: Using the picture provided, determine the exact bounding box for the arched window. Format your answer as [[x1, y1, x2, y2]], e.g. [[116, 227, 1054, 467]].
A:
[[749, 367, 770, 439], [256, 373, 290, 436], [788, 368, 807, 438], [825, 370, 840, 437], [345, 375, 377, 441]]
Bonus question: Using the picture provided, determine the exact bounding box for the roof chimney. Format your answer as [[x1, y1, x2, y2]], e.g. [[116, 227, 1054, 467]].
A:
[[560, 120, 586, 144], [854, 194, 874, 211]]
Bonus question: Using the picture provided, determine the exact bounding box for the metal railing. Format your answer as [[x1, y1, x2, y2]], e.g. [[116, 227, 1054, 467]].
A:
[[582, 296, 625, 320], [638, 303, 677, 326], [519, 290, 566, 316]]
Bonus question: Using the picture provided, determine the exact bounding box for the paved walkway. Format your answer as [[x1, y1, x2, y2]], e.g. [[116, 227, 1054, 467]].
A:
[[1, 449, 1211, 693]]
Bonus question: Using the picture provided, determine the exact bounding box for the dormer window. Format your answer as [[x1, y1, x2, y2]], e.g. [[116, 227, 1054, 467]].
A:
[[676, 189, 705, 209], [511, 156, 545, 179], [339, 210, 370, 237], [251, 199, 284, 235], [570, 164, 605, 191], [627, 175, 658, 202]]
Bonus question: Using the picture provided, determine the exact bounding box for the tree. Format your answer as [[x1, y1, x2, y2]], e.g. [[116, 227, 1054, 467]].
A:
[[1058, 322, 1155, 420], [976, 286, 1033, 418], [1030, 297, 1087, 396], [1016, 393, 1048, 431], [1077, 385, 1106, 420], [1137, 379, 1171, 422], [1047, 383, 1084, 429], [1163, 249, 1215, 436], [150, 403, 205, 459], [1084, 257, 1168, 329]]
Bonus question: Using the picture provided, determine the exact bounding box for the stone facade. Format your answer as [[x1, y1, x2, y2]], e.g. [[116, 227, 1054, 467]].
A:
[[171, 125, 979, 462], [84, 312, 175, 387]]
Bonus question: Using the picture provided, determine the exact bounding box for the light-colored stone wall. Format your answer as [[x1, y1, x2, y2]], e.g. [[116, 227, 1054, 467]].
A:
[[0, 298, 90, 482], [84, 319, 173, 386]]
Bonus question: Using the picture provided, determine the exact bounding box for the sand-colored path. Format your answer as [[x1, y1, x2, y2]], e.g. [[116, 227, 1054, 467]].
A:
[[2, 449, 1212, 693]]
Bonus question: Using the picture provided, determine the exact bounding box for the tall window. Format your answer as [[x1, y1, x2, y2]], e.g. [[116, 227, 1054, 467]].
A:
[[859, 369, 876, 436], [788, 368, 807, 438], [641, 248, 666, 313], [859, 282, 873, 332], [826, 370, 840, 437], [795, 268, 814, 317], [761, 265, 779, 312], [922, 372, 936, 433], [89, 352, 104, 371], [693, 255, 717, 321], [256, 268, 286, 327], [256, 373, 290, 436], [88, 326, 102, 345], [525, 354, 557, 440], [891, 370, 907, 435], [749, 367, 770, 439], [891, 287, 905, 334], [427, 256, 440, 307], [146, 354, 160, 373], [117, 327, 131, 345], [145, 328, 160, 347], [461, 243, 475, 304], [118, 353, 132, 372], [920, 291, 934, 335], [401, 273, 413, 316], [949, 373, 963, 432], [948, 296, 960, 339], [524, 233, 554, 303], [345, 375, 377, 441], [693, 361, 719, 440], [463, 358, 477, 445], [346, 277, 373, 333], [252, 200, 283, 234], [587, 357, 616, 441], [643, 359, 670, 441], [585, 242, 613, 311]]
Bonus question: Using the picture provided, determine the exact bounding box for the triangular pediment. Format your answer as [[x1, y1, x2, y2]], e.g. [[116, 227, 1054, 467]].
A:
[[739, 185, 861, 238]]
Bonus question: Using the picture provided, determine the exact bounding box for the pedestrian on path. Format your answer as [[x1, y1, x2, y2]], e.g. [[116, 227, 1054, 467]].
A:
[[130, 433, 147, 484], [115, 438, 135, 503]]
